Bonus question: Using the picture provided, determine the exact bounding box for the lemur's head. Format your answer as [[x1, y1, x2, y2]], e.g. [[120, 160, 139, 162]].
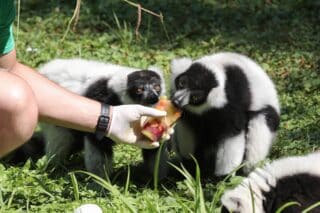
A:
[[170, 57, 227, 114], [127, 70, 163, 105]]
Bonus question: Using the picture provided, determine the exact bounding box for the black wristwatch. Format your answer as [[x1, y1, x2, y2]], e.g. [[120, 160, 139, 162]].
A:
[[95, 103, 111, 140]]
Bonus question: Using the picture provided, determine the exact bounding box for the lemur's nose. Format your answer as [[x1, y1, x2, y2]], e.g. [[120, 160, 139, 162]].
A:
[[171, 89, 189, 108], [145, 94, 159, 105], [171, 95, 183, 108]]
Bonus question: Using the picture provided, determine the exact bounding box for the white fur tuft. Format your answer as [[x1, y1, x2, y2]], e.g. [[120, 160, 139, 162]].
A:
[[170, 57, 192, 90], [148, 65, 166, 96]]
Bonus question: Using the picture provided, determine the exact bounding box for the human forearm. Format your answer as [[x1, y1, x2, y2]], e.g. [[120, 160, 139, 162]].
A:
[[10, 61, 101, 133]]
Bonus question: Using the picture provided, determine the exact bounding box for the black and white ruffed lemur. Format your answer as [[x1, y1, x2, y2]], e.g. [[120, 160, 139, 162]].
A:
[[37, 58, 166, 177]]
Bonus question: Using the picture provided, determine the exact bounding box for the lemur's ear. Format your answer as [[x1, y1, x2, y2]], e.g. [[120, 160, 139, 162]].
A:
[[148, 66, 166, 96]]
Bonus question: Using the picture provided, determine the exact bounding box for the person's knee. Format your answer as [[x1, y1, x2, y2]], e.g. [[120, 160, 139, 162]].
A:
[[1, 75, 33, 111], [0, 72, 38, 142]]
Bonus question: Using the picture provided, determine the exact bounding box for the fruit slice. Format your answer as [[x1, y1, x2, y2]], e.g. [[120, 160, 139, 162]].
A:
[[141, 119, 166, 142], [141, 96, 181, 141]]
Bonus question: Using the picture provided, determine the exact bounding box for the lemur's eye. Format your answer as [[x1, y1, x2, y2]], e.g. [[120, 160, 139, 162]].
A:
[[154, 85, 161, 92], [136, 87, 144, 94], [191, 95, 198, 102], [178, 76, 188, 89]]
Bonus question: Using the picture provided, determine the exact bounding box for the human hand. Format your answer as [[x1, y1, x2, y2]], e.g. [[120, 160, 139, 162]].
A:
[[107, 105, 169, 149]]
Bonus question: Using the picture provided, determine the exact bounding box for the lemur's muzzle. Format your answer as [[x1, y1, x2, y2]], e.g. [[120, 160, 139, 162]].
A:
[[171, 89, 189, 108]]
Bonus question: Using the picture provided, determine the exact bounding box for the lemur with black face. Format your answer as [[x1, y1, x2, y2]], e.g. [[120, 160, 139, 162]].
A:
[[169, 52, 280, 177], [38, 58, 166, 177], [221, 152, 320, 213]]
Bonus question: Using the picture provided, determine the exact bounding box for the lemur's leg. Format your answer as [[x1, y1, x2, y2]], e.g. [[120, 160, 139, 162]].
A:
[[214, 131, 246, 176], [42, 123, 81, 164], [84, 134, 114, 178], [244, 107, 279, 173]]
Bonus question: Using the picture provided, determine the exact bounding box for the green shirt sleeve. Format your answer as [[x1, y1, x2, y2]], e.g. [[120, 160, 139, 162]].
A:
[[0, 0, 16, 55]]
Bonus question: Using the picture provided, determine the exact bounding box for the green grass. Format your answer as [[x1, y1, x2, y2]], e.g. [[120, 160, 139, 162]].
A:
[[1, 0, 319, 212]]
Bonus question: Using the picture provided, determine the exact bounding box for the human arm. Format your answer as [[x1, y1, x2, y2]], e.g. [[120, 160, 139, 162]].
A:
[[2, 54, 167, 149], [6, 55, 102, 133]]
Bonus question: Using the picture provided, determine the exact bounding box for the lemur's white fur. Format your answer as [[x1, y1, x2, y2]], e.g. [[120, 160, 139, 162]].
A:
[[170, 52, 280, 176], [170, 57, 192, 87], [39, 58, 166, 102], [214, 131, 246, 176], [244, 114, 277, 172], [221, 152, 320, 213], [38, 58, 165, 175]]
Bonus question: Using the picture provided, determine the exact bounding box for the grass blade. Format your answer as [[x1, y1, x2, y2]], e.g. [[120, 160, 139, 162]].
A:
[[113, 12, 122, 30], [69, 172, 79, 201], [154, 142, 165, 192], [0, 189, 3, 207], [276, 201, 301, 213], [302, 201, 320, 213], [26, 198, 30, 213], [191, 156, 207, 213], [124, 165, 131, 196], [249, 183, 255, 213], [6, 189, 15, 209]]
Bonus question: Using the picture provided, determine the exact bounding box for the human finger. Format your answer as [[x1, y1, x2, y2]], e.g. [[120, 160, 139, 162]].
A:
[[162, 133, 170, 141], [135, 140, 160, 149], [136, 105, 167, 117], [167, 127, 174, 135]]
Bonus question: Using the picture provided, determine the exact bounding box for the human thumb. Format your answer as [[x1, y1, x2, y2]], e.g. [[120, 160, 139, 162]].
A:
[[137, 105, 167, 117]]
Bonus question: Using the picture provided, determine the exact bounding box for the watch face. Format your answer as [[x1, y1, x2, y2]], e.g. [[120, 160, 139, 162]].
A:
[[95, 104, 111, 140], [98, 116, 109, 130]]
